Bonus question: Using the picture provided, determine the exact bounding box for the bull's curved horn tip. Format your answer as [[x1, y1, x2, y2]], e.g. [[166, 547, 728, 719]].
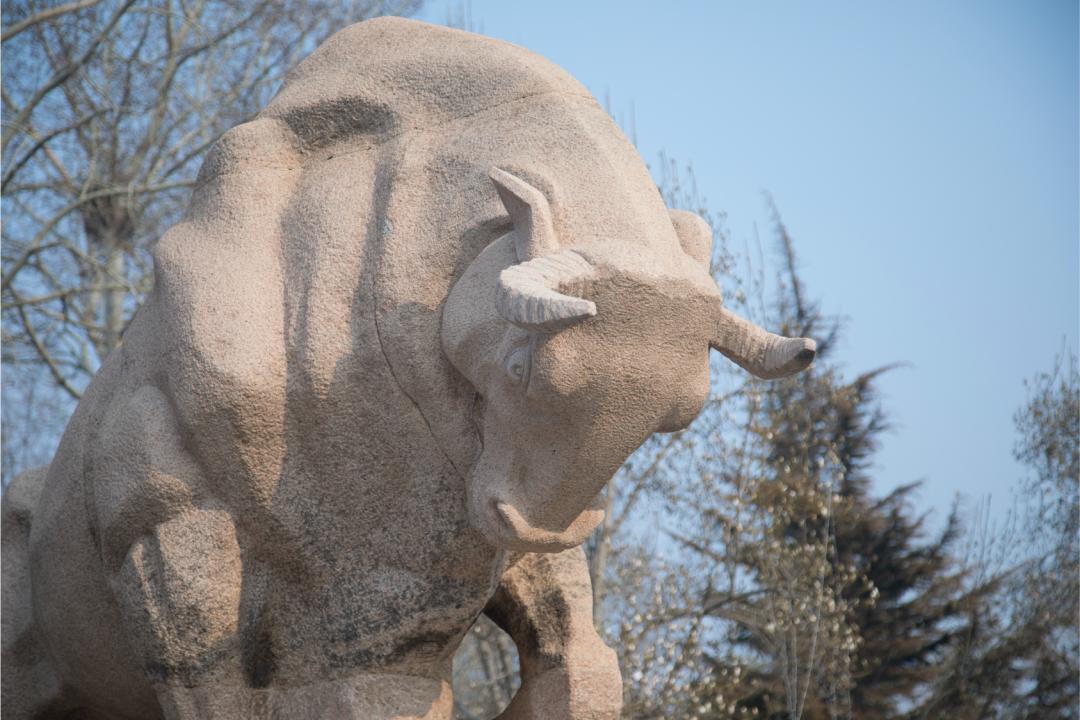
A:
[[779, 337, 817, 375]]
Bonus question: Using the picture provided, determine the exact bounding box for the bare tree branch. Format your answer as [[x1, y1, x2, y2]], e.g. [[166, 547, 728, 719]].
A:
[[2, 0, 139, 148], [1, 0, 103, 42]]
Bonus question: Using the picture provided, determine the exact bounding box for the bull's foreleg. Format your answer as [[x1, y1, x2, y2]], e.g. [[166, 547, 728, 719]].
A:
[[114, 507, 263, 719], [484, 547, 622, 720]]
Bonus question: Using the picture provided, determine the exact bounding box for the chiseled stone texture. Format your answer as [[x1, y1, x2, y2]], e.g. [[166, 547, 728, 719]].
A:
[[1, 17, 814, 719]]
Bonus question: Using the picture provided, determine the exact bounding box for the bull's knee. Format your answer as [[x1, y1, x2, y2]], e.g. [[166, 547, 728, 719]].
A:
[[88, 385, 202, 572], [114, 508, 245, 691]]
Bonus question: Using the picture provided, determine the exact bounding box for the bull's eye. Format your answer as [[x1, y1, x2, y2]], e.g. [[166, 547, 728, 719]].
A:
[[505, 346, 530, 385]]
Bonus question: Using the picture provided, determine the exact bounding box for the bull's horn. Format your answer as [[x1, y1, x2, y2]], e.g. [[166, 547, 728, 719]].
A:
[[496, 249, 597, 332], [490, 167, 559, 262], [711, 305, 816, 379]]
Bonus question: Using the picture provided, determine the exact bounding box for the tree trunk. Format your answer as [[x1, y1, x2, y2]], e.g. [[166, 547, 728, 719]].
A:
[[103, 237, 125, 353]]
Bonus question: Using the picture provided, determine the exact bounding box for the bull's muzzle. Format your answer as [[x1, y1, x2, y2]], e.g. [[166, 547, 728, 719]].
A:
[[492, 499, 604, 552]]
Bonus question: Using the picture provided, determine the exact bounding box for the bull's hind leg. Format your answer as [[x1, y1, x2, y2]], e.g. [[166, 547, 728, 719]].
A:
[[2, 467, 73, 719], [484, 547, 622, 720], [91, 386, 256, 719]]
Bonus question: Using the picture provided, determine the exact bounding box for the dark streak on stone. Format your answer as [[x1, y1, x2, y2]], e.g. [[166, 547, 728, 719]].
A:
[[243, 613, 276, 688]]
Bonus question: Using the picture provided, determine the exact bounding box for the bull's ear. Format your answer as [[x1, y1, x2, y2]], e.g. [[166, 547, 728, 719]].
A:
[[490, 167, 559, 262], [669, 209, 712, 270]]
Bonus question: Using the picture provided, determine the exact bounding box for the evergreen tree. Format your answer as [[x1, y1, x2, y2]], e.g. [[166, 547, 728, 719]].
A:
[[682, 209, 999, 720]]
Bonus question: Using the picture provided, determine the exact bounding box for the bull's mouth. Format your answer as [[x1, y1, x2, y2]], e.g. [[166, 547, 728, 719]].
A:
[[478, 496, 605, 553], [463, 449, 609, 552]]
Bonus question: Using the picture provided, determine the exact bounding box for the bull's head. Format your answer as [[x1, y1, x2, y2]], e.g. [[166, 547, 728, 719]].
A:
[[442, 169, 815, 553]]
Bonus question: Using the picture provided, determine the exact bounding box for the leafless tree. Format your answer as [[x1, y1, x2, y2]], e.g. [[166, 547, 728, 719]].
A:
[[451, 614, 518, 720]]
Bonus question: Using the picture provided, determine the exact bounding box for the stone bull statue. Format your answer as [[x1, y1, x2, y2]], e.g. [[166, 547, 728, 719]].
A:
[[2, 17, 815, 720]]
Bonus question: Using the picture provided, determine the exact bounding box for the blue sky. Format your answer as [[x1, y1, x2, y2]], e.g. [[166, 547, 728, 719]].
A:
[[419, 1, 1079, 523]]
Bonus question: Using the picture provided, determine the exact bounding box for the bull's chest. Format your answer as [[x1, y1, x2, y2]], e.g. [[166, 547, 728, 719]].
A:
[[257, 449, 504, 678]]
